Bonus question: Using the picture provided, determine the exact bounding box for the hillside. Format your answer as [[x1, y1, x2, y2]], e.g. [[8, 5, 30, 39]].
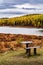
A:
[[0, 14, 43, 28]]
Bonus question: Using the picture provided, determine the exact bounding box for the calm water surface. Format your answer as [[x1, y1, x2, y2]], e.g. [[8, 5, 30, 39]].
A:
[[0, 26, 43, 36]]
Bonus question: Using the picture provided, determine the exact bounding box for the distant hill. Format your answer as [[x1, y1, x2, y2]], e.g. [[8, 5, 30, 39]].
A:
[[0, 14, 43, 28]]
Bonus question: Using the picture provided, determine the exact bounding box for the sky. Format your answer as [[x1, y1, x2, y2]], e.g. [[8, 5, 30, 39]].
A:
[[0, 0, 43, 18]]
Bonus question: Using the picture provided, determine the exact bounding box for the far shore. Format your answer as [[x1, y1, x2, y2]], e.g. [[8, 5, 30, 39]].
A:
[[0, 25, 43, 28]]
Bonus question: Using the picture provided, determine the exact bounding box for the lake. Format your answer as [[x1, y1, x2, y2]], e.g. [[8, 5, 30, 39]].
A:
[[0, 26, 43, 36]]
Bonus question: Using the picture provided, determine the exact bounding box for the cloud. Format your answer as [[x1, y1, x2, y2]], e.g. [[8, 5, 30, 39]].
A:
[[15, 3, 43, 10], [3, 0, 43, 4], [0, 7, 43, 18], [0, 0, 43, 18]]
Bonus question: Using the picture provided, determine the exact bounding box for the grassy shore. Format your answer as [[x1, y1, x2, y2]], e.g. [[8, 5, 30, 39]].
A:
[[0, 34, 43, 52], [0, 47, 43, 65], [0, 34, 43, 65]]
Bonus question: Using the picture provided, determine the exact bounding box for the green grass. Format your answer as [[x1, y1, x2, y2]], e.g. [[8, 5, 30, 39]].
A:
[[0, 48, 43, 65]]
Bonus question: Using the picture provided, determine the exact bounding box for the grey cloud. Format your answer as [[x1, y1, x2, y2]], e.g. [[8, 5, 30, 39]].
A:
[[0, 11, 25, 14], [4, 0, 43, 4], [0, 3, 16, 9], [0, 0, 43, 9], [0, 0, 43, 18], [22, 8, 38, 10]]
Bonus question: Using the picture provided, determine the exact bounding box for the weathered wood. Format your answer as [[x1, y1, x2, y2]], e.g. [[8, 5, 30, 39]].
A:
[[28, 49, 31, 56], [26, 46, 40, 49], [34, 48, 37, 55], [20, 41, 32, 44], [21, 41, 40, 56], [26, 44, 28, 53], [26, 46, 40, 55], [20, 41, 32, 54]]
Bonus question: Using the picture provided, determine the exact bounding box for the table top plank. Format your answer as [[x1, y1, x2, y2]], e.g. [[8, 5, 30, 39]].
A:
[[20, 41, 32, 44]]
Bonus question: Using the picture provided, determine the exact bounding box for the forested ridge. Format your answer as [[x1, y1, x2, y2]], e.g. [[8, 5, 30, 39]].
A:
[[0, 14, 43, 28]]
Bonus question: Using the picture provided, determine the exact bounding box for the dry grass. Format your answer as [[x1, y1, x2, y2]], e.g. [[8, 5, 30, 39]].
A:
[[0, 38, 43, 52], [0, 47, 43, 65], [0, 34, 43, 65]]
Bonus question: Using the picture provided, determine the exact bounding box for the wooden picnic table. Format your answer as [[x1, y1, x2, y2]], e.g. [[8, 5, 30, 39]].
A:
[[20, 41, 40, 56], [20, 41, 32, 55]]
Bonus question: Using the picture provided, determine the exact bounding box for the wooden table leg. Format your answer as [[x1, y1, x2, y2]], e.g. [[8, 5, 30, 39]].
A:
[[26, 44, 28, 53], [28, 49, 31, 56], [34, 48, 37, 55]]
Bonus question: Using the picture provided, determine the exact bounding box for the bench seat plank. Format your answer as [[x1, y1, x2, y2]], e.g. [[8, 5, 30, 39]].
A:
[[26, 46, 40, 49]]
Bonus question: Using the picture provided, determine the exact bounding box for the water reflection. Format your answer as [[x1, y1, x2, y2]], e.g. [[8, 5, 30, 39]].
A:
[[0, 26, 43, 36]]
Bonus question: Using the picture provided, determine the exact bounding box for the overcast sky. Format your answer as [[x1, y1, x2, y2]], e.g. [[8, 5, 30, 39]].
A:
[[0, 0, 43, 18]]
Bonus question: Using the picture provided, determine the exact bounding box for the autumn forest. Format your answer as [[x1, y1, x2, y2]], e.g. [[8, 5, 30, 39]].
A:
[[0, 14, 43, 28]]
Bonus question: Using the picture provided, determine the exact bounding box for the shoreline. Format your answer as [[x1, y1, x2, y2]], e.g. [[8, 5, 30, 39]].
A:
[[0, 26, 43, 28], [0, 33, 43, 42]]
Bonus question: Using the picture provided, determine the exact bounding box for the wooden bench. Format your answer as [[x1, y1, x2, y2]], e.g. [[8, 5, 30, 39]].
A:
[[26, 46, 40, 56]]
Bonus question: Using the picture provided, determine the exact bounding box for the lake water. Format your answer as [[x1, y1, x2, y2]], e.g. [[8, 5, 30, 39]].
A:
[[0, 26, 43, 36]]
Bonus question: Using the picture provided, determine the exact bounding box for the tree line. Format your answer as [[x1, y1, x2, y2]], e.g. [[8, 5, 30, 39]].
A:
[[0, 14, 43, 28]]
